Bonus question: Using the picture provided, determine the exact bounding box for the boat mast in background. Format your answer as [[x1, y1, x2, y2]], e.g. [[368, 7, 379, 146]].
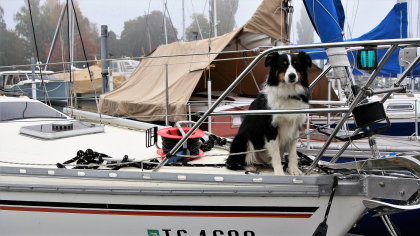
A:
[[213, 0, 217, 37], [44, 4, 67, 71], [182, 0, 185, 42], [163, 0, 168, 44]]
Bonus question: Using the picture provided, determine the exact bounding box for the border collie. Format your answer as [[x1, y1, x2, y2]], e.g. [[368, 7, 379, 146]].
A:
[[226, 52, 312, 175]]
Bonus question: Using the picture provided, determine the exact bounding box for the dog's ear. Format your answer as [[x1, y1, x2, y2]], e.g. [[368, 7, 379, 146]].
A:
[[298, 51, 312, 68], [265, 52, 279, 67]]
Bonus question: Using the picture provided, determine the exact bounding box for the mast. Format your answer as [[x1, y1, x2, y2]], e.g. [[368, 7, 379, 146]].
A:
[[182, 0, 185, 41], [213, 0, 217, 37], [163, 0, 168, 44], [44, 4, 67, 71]]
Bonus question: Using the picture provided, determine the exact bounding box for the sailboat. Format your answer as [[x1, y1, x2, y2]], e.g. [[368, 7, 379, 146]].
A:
[[2, 1, 420, 235]]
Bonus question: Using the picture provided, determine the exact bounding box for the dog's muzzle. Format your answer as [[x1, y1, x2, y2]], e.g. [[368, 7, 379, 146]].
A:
[[288, 73, 297, 83]]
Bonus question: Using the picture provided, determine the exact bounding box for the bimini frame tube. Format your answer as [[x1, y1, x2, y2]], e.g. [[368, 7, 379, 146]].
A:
[[309, 65, 332, 90], [153, 38, 420, 172]]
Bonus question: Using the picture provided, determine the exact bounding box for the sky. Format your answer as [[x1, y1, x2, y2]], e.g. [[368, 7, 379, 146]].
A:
[[0, 0, 418, 44]]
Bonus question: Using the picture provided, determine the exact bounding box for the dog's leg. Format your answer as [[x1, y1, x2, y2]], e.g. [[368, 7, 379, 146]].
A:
[[244, 141, 258, 172], [287, 129, 302, 176], [265, 137, 285, 175], [280, 147, 285, 162], [226, 134, 248, 170]]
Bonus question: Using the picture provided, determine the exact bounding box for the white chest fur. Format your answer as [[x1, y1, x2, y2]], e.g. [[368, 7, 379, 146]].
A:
[[264, 84, 309, 143]]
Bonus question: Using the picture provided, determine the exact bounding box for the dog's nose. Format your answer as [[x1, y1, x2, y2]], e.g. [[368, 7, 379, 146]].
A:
[[288, 73, 297, 82]]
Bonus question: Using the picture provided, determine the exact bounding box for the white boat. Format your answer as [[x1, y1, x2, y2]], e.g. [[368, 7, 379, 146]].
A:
[[2, 37, 420, 236], [0, 70, 69, 102], [111, 58, 140, 80]]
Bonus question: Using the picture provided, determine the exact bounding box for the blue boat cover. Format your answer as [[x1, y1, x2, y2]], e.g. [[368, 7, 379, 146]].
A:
[[302, 1, 414, 77], [303, 0, 346, 43]]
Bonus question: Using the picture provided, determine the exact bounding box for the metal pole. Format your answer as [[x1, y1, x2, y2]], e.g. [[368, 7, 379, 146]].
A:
[[414, 99, 419, 139], [109, 66, 113, 91], [305, 44, 399, 174], [71, 9, 75, 69], [101, 25, 108, 94], [163, 0, 168, 44], [188, 102, 191, 122], [182, 0, 185, 42], [381, 52, 420, 103], [165, 63, 169, 126], [208, 77, 212, 133], [327, 79, 331, 128], [309, 65, 332, 90], [208, 108, 350, 116], [213, 0, 217, 37], [31, 57, 37, 100], [45, 4, 67, 71], [306, 113, 310, 150]]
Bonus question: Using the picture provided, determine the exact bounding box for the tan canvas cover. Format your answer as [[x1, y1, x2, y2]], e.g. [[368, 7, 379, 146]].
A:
[[99, 29, 242, 121], [99, 0, 335, 122], [243, 0, 289, 43], [55, 65, 125, 94]]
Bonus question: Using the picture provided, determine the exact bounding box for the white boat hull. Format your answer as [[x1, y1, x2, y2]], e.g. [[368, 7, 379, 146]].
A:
[[0, 189, 366, 236]]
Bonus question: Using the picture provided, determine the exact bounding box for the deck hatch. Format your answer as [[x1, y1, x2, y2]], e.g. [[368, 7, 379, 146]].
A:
[[19, 121, 104, 139]]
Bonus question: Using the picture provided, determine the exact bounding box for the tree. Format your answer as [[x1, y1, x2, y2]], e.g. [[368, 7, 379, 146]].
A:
[[0, 6, 29, 69], [107, 30, 123, 59], [296, 5, 314, 44], [46, 34, 99, 71], [13, 0, 99, 70], [209, 0, 238, 37], [120, 11, 178, 57], [185, 14, 210, 41]]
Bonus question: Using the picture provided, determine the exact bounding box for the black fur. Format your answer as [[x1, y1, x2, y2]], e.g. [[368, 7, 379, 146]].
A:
[[226, 52, 312, 171]]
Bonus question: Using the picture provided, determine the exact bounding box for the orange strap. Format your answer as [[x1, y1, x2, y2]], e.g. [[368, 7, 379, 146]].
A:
[[204, 64, 215, 88]]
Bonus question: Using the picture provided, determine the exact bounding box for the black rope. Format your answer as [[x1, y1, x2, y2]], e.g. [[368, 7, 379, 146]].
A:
[[57, 149, 106, 169], [161, 136, 201, 155], [26, 0, 48, 104], [199, 133, 227, 152], [312, 177, 338, 236]]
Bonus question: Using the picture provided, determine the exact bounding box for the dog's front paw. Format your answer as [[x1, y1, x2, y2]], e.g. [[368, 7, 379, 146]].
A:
[[274, 168, 285, 175], [288, 165, 302, 176]]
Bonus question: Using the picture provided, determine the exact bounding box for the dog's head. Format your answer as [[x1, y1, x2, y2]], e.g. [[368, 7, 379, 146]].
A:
[[264, 52, 312, 87]]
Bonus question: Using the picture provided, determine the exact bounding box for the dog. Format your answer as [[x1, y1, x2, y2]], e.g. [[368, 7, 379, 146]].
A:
[[226, 51, 312, 175]]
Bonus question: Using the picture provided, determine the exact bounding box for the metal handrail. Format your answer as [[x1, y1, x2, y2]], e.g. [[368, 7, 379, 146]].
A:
[[153, 38, 420, 172]]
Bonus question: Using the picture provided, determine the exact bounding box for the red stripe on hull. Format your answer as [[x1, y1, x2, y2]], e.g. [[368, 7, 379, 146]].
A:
[[0, 206, 313, 218]]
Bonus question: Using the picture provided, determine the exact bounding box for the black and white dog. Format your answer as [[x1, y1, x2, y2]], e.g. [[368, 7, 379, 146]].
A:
[[226, 52, 312, 175]]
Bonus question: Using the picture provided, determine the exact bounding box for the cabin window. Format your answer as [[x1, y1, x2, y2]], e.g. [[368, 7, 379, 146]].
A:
[[0, 101, 67, 121], [5, 75, 14, 85], [124, 61, 134, 71], [0, 75, 4, 89], [19, 74, 28, 82], [112, 62, 118, 72], [386, 103, 414, 111]]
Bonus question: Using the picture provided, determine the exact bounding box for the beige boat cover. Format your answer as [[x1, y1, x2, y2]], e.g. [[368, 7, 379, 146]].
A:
[[55, 65, 126, 94], [243, 0, 288, 43], [99, 0, 336, 122]]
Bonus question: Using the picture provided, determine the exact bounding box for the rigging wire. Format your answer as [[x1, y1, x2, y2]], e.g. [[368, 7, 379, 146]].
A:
[[66, 0, 74, 115], [69, 0, 102, 123], [130, 0, 150, 57], [26, 0, 50, 105], [190, 0, 204, 39], [351, 0, 360, 38], [163, 0, 179, 42], [226, 0, 237, 32]]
